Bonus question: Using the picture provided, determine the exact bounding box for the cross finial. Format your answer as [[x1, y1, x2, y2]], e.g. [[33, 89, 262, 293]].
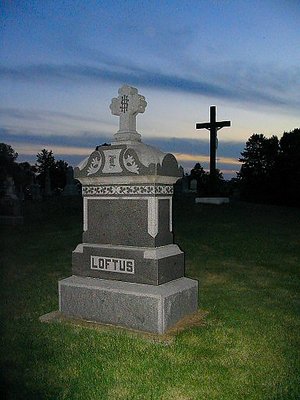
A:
[[110, 85, 147, 142]]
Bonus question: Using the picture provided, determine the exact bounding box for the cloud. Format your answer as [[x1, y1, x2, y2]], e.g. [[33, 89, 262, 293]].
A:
[[0, 127, 111, 148], [1, 126, 244, 160], [145, 136, 244, 160], [13, 142, 91, 157], [0, 60, 299, 110], [174, 152, 240, 166], [0, 107, 111, 126], [13, 142, 240, 178], [2, 126, 242, 179]]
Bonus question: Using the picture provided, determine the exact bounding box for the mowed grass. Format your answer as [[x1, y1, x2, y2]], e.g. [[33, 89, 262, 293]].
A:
[[1, 197, 299, 400]]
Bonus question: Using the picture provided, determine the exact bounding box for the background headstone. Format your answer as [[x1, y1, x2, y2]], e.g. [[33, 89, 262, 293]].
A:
[[30, 182, 42, 201], [0, 176, 23, 224], [190, 178, 198, 193], [63, 166, 79, 196], [44, 168, 52, 197]]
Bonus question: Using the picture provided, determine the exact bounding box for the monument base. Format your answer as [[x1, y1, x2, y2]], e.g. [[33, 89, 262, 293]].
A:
[[195, 197, 229, 205], [59, 276, 198, 334]]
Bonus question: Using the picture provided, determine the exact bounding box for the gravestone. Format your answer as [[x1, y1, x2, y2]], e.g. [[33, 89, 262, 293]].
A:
[[63, 166, 79, 196], [0, 176, 24, 224], [58, 85, 198, 334], [190, 178, 198, 193], [44, 168, 52, 197], [181, 174, 190, 193], [30, 182, 42, 201]]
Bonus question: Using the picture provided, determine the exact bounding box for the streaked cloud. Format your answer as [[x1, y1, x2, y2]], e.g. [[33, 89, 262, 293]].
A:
[[0, 107, 111, 125], [174, 153, 240, 166], [0, 60, 299, 111], [14, 143, 91, 157], [8, 136, 241, 179]]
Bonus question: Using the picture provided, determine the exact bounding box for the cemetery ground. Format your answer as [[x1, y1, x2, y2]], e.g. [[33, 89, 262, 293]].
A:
[[1, 197, 300, 400]]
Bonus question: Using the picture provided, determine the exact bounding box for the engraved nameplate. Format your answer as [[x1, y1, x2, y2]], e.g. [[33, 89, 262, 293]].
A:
[[91, 256, 135, 274]]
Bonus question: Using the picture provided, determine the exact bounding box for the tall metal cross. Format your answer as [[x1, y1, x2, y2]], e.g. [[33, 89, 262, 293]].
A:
[[196, 105, 231, 190]]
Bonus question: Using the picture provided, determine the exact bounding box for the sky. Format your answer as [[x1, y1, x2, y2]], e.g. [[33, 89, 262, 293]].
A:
[[1, 0, 299, 179]]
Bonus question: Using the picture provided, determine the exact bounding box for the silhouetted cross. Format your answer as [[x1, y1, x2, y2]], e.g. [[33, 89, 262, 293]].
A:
[[196, 106, 231, 189]]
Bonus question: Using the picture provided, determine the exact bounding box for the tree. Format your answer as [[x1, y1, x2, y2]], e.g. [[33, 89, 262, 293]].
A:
[[238, 129, 300, 205], [0, 143, 19, 180], [53, 159, 69, 191], [239, 134, 279, 177], [276, 129, 300, 205], [35, 149, 69, 191], [238, 134, 279, 201], [190, 162, 206, 180], [36, 149, 55, 174], [0, 143, 18, 164]]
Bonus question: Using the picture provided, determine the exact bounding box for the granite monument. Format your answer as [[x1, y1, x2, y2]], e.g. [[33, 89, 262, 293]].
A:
[[58, 85, 198, 334]]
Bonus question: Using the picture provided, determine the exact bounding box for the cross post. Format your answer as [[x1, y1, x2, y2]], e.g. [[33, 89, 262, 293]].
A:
[[196, 105, 231, 194]]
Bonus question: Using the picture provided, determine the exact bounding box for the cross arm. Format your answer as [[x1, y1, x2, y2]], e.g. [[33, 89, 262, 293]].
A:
[[217, 121, 231, 129], [196, 122, 211, 130]]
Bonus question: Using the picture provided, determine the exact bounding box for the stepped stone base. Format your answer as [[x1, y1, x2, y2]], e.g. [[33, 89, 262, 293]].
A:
[[59, 275, 198, 334], [72, 243, 184, 285]]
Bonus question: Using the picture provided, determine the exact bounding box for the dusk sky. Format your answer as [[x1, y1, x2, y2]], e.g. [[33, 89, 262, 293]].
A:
[[1, 0, 299, 179]]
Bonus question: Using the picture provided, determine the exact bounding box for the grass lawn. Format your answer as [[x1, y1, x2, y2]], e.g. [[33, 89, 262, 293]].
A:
[[1, 197, 300, 399]]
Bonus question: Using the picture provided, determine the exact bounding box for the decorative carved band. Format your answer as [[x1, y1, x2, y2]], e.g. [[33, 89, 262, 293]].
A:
[[82, 185, 173, 196]]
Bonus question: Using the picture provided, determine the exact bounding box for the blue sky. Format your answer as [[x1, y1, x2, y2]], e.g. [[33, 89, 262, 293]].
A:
[[1, 0, 299, 178]]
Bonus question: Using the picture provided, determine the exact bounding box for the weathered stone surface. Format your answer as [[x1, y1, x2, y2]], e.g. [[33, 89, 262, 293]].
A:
[[74, 143, 182, 182], [72, 243, 184, 285], [59, 275, 198, 334], [82, 197, 173, 247], [110, 84, 146, 142]]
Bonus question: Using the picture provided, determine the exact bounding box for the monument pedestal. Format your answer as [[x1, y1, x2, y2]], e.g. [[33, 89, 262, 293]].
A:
[[72, 243, 185, 285], [59, 276, 198, 334]]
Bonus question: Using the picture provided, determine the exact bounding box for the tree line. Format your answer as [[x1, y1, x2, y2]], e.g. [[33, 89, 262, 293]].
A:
[[237, 128, 300, 206], [0, 145, 70, 197], [187, 128, 300, 206], [1, 127, 299, 205]]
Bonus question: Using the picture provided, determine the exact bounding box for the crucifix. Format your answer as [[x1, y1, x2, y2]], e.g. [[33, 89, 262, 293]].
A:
[[196, 105, 231, 192], [110, 85, 147, 142]]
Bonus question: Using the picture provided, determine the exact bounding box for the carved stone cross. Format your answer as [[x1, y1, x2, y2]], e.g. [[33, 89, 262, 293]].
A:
[[110, 85, 147, 142]]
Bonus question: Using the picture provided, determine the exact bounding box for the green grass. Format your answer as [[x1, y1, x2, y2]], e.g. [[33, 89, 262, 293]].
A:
[[1, 197, 300, 399]]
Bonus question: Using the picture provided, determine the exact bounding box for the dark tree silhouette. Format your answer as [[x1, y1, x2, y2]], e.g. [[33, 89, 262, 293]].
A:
[[238, 129, 300, 205], [190, 162, 206, 180], [276, 129, 300, 205], [0, 143, 18, 163], [238, 134, 279, 201], [53, 159, 69, 191], [36, 149, 55, 173], [35, 149, 69, 191], [0, 143, 19, 179], [189, 162, 224, 195]]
